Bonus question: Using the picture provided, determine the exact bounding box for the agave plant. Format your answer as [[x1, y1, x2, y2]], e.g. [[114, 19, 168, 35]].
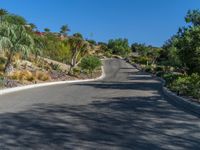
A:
[[0, 22, 34, 74]]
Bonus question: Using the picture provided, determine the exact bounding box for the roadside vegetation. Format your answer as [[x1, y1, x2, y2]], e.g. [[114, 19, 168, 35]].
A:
[[128, 9, 200, 101], [0, 9, 105, 88]]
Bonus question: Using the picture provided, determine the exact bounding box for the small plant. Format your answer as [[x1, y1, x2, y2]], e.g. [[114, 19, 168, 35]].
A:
[[72, 67, 81, 76], [169, 74, 200, 100], [10, 70, 35, 82], [50, 63, 61, 72], [80, 56, 102, 77]]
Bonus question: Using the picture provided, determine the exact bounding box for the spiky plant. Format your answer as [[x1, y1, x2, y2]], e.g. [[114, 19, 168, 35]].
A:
[[0, 22, 34, 74]]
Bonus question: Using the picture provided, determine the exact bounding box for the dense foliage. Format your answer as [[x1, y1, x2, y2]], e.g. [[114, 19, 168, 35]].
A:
[[129, 9, 200, 100], [107, 38, 131, 57], [80, 56, 102, 76]]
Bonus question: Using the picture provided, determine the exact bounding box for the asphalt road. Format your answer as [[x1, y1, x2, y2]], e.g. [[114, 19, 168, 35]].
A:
[[0, 59, 200, 150]]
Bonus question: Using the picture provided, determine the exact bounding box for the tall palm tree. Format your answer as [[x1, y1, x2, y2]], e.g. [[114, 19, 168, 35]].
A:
[[60, 25, 70, 36], [0, 22, 34, 74], [0, 9, 8, 23]]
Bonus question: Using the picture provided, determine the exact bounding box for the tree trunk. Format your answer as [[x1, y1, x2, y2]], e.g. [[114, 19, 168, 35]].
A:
[[68, 50, 78, 74]]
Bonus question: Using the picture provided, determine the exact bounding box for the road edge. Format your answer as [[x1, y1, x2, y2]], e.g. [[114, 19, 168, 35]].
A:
[[0, 65, 105, 95], [131, 62, 200, 116], [157, 77, 200, 116]]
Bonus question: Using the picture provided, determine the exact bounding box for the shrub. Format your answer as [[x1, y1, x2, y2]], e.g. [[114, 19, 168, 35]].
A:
[[170, 74, 200, 100], [50, 63, 61, 72], [35, 71, 51, 81], [163, 73, 183, 85], [10, 70, 35, 82], [72, 67, 81, 75], [80, 56, 102, 76], [170, 76, 191, 95], [135, 56, 150, 65]]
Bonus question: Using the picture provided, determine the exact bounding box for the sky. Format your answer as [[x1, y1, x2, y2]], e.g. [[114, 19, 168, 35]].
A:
[[1, 0, 200, 46]]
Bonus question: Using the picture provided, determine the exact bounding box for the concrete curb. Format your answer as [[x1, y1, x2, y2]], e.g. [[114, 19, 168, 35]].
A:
[[157, 77, 200, 116], [162, 86, 200, 116], [0, 66, 105, 95], [132, 63, 200, 116]]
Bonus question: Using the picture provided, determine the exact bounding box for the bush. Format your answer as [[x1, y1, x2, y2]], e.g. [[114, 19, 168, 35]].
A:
[[135, 56, 150, 65], [35, 71, 51, 81], [50, 63, 61, 72], [72, 67, 81, 76], [80, 56, 102, 76], [170, 76, 191, 95], [163, 73, 183, 85], [10, 70, 35, 82], [170, 74, 200, 100]]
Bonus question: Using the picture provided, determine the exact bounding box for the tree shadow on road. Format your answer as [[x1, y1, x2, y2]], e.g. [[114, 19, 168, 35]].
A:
[[0, 95, 200, 150]]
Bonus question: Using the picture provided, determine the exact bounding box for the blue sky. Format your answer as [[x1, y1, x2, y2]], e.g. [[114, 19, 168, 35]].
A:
[[1, 0, 200, 46]]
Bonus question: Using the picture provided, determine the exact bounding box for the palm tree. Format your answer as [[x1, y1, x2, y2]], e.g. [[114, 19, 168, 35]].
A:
[[0, 22, 34, 74], [0, 9, 8, 23], [60, 25, 70, 36]]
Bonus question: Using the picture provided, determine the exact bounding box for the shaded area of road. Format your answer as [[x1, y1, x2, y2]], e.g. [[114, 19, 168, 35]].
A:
[[0, 59, 200, 150]]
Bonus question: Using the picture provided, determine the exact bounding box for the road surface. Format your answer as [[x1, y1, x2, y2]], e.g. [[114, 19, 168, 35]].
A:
[[0, 59, 200, 150]]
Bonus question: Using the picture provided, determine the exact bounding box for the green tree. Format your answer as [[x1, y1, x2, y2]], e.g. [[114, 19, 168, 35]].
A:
[[185, 9, 200, 26], [175, 26, 200, 74], [0, 22, 34, 74], [162, 36, 182, 67]]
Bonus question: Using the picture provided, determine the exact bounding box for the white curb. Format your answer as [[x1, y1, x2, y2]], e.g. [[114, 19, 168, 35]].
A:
[[0, 66, 105, 95]]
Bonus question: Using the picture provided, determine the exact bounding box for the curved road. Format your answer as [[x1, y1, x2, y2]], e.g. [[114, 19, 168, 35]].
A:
[[0, 59, 200, 150]]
